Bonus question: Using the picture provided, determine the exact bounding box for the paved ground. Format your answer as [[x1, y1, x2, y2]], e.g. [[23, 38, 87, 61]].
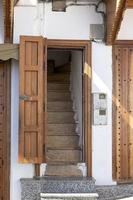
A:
[[96, 184, 133, 200]]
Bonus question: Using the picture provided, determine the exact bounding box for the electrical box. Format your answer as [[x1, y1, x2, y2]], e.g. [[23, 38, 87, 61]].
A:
[[93, 93, 107, 125], [90, 24, 105, 41]]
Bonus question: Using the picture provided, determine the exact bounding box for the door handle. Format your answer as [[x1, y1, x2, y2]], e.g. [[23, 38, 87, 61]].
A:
[[19, 95, 29, 101]]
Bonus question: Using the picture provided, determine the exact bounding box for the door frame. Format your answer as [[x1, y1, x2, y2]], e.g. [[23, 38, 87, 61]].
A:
[[47, 39, 92, 176], [0, 61, 11, 199], [112, 41, 133, 182]]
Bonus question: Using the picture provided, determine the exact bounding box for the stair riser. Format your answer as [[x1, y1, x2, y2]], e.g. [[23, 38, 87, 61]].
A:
[[48, 124, 76, 135], [48, 84, 69, 90], [47, 150, 81, 163], [48, 74, 70, 82], [45, 165, 83, 177], [48, 102, 73, 111], [55, 64, 71, 73], [47, 136, 79, 148], [48, 92, 71, 101], [21, 178, 96, 197], [48, 112, 75, 124]]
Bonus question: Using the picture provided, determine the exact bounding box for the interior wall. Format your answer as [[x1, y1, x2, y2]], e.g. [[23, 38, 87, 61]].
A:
[[71, 51, 83, 148], [12, 2, 115, 199], [48, 50, 70, 67], [0, 0, 4, 43]]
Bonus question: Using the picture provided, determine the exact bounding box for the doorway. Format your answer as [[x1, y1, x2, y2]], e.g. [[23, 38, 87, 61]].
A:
[[45, 49, 84, 176], [47, 40, 92, 176], [19, 37, 92, 177]]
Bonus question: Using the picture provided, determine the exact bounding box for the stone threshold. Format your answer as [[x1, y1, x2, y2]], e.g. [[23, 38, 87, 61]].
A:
[[40, 193, 99, 199]]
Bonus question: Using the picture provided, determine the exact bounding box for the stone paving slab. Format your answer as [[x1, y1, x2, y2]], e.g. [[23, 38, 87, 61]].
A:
[[96, 184, 133, 200]]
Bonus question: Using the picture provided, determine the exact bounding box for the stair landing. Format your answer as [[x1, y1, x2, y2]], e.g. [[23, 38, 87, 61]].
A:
[[21, 177, 97, 200]]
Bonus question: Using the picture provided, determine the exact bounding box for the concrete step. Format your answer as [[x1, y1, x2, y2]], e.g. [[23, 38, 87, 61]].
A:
[[48, 73, 70, 82], [40, 193, 98, 200], [48, 112, 75, 124], [45, 164, 83, 177], [46, 135, 79, 148], [48, 101, 73, 111], [48, 124, 76, 135], [48, 83, 70, 91], [21, 177, 96, 199], [48, 91, 71, 101], [46, 149, 81, 163]]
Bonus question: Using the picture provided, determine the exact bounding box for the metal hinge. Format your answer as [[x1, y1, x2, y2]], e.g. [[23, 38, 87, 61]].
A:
[[2, 159, 4, 166], [43, 144, 45, 153], [43, 103, 45, 111]]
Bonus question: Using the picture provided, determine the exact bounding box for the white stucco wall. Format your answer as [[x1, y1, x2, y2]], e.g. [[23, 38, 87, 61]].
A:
[[11, 60, 35, 200], [92, 43, 113, 185], [0, 0, 4, 43], [71, 51, 83, 148], [117, 9, 133, 40], [12, 2, 115, 199]]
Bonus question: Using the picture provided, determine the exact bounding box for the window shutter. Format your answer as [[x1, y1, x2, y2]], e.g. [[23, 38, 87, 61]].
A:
[[19, 36, 45, 163]]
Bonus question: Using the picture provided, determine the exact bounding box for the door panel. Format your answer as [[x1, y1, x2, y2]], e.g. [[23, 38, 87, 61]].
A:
[[113, 46, 133, 181], [19, 36, 47, 163]]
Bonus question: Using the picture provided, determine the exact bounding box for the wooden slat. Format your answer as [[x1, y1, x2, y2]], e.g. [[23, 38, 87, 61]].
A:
[[129, 49, 133, 178], [120, 48, 129, 179], [19, 36, 46, 163]]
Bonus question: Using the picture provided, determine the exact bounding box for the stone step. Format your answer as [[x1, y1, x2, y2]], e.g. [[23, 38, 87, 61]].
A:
[[48, 83, 70, 90], [40, 193, 98, 200], [45, 164, 83, 177], [48, 124, 76, 135], [48, 101, 73, 111], [48, 91, 71, 101], [46, 149, 81, 163], [48, 112, 75, 124], [21, 177, 96, 199], [48, 73, 70, 82], [46, 135, 79, 148]]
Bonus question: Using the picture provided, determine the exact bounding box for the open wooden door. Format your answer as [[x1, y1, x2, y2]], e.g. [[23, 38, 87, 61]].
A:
[[113, 44, 133, 182], [19, 36, 47, 163]]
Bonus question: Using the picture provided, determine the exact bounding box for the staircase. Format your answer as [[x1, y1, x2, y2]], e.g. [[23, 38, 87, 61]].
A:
[[20, 64, 98, 200], [46, 64, 82, 177]]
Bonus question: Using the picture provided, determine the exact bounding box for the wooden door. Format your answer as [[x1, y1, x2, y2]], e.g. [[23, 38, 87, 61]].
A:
[[113, 45, 133, 182], [19, 36, 47, 163], [0, 62, 10, 200]]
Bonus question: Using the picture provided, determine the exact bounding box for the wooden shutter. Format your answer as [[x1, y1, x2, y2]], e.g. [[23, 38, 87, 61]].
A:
[[113, 45, 133, 181], [19, 36, 46, 163]]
